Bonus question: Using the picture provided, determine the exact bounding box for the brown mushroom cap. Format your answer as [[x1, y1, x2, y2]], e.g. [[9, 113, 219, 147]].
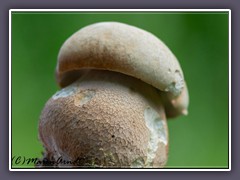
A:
[[57, 22, 185, 96], [39, 70, 168, 168], [56, 22, 189, 118]]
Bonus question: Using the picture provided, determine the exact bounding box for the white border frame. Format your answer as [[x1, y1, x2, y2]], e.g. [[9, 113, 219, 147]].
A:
[[9, 9, 231, 171]]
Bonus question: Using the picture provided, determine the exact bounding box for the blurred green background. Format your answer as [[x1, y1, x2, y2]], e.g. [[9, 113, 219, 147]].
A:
[[12, 12, 229, 168]]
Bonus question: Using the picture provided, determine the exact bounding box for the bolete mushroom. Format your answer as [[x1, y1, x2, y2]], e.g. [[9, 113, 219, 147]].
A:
[[38, 22, 189, 168]]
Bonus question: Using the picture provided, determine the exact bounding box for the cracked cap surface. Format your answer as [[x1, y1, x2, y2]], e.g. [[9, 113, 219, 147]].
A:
[[39, 70, 168, 168]]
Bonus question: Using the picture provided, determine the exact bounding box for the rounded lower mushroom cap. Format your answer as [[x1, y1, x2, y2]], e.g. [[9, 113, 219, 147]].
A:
[[39, 70, 168, 168], [57, 22, 185, 96]]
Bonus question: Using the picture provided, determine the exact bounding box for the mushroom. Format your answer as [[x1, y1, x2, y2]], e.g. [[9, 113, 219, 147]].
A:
[[38, 22, 189, 168]]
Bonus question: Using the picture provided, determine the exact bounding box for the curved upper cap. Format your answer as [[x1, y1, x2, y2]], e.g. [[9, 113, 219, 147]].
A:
[[56, 22, 189, 118], [56, 22, 185, 96]]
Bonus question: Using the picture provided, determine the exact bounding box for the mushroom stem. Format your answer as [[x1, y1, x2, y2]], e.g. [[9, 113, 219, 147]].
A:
[[39, 70, 168, 168]]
